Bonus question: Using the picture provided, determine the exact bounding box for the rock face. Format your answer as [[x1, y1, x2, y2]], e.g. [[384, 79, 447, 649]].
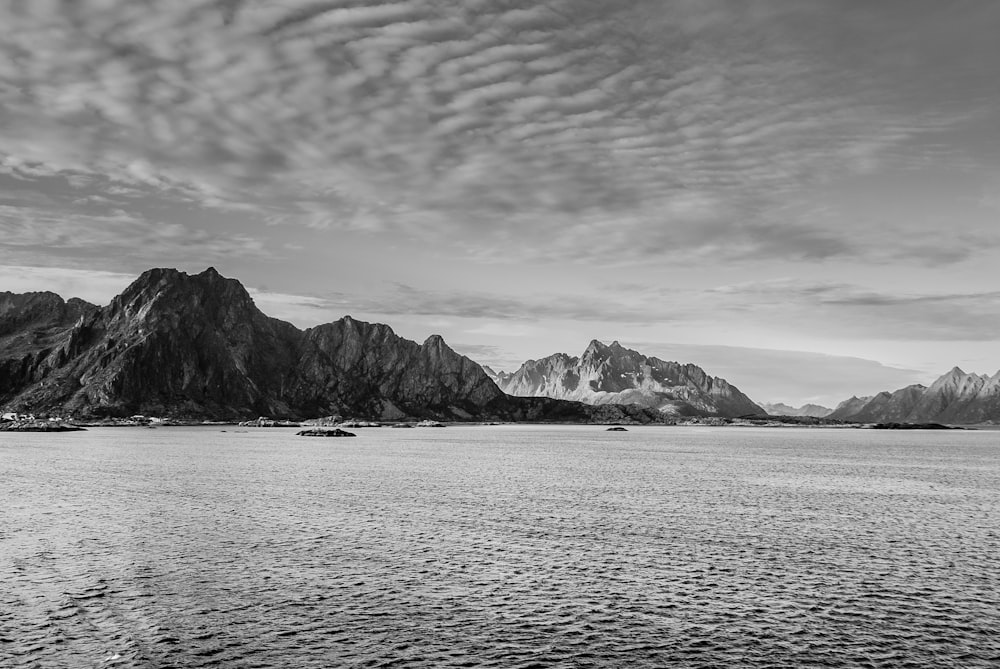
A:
[[2, 268, 303, 419], [486, 340, 763, 417], [0, 268, 671, 424], [760, 402, 833, 418], [829, 367, 1000, 424], [0, 291, 99, 400]]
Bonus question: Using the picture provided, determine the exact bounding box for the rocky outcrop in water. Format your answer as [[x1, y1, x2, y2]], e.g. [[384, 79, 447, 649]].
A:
[[487, 340, 763, 417], [297, 428, 356, 437], [0, 268, 672, 424], [830, 367, 1000, 424]]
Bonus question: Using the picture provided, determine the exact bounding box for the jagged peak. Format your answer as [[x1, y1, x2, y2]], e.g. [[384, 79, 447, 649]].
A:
[[421, 334, 468, 361], [66, 296, 98, 309], [530, 351, 578, 364], [329, 314, 396, 338], [131, 266, 185, 285], [423, 333, 446, 347], [928, 366, 982, 389], [110, 266, 259, 321]]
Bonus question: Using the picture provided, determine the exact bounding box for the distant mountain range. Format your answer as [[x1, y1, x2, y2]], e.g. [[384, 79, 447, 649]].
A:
[[758, 403, 833, 418], [4, 267, 998, 425], [484, 340, 763, 417], [0, 268, 669, 424], [829, 367, 1000, 425]]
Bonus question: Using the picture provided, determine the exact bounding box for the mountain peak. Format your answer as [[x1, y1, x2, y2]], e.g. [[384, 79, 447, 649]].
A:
[[423, 334, 446, 347], [108, 266, 261, 329], [832, 367, 999, 424], [0, 267, 517, 421], [494, 340, 762, 417]]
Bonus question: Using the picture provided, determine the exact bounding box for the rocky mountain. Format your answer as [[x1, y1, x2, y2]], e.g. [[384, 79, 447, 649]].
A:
[[828, 385, 926, 423], [0, 268, 670, 424], [485, 340, 763, 417], [829, 367, 1000, 424], [759, 402, 833, 418], [828, 395, 873, 419]]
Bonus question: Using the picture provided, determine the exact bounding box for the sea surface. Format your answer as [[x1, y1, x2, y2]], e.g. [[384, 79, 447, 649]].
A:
[[2, 425, 998, 668]]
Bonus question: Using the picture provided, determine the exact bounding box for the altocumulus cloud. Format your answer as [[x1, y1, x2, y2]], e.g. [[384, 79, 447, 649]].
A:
[[1, 0, 998, 264]]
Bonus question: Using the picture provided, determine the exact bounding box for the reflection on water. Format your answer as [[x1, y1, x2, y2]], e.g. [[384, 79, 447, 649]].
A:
[[2, 425, 998, 667]]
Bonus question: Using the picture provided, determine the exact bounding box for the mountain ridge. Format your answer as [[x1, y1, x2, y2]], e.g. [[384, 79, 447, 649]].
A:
[[486, 339, 763, 417], [829, 369, 1000, 424], [759, 402, 833, 418], [0, 268, 670, 424]]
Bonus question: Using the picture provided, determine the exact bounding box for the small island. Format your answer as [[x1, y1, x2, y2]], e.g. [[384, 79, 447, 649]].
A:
[[296, 428, 357, 437], [868, 422, 964, 430]]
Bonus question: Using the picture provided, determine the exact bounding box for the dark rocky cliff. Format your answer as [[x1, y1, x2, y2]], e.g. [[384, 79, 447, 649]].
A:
[[0, 291, 100, 400], [0, 268, 671, 423], [3, 269, 302, 418]]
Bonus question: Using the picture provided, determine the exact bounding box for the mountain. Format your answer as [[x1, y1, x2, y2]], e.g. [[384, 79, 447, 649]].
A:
[[829, 385, 927, 423], [0, 291, 100, 400], [0, 268, 670, 424], [485, 340, 763, 417], [760, 402, 833, 418], [828, 395, 873, 419], [830, 367, 1000, 424]]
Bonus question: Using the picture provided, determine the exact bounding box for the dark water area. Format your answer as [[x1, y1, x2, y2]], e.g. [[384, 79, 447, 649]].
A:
[[2, 425, 998, 667]]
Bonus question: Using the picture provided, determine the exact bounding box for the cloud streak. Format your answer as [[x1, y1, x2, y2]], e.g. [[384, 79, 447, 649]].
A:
[[2, 0, 998, 265]]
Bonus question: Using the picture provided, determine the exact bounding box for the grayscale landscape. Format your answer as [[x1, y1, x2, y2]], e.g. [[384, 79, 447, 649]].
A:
[[2, 1, 999, 667]]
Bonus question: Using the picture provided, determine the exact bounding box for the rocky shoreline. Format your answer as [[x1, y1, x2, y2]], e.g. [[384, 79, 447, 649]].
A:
[[0, 419, 86, 432], [0, 412, 982, 432]]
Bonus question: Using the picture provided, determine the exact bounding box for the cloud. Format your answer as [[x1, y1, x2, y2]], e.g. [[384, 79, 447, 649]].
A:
[[1, 0, 998, 265], [242, 276, 1000, 345], [304, 282, 700, 325], [706, 279, 1000, 341], [0, 265, 137, 304], [244, 289, 342, 327], [0, 200, 266, 267]]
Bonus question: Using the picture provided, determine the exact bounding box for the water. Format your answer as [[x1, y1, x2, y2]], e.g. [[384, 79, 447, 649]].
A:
[[2, 425, 998, 667]]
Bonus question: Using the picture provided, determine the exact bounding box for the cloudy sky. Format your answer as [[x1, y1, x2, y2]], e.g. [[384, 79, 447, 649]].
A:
[[2, 0, 999, 406]]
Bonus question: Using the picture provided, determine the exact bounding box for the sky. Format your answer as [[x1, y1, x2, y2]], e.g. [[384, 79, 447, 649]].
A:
[[1, 0, 999, 407]]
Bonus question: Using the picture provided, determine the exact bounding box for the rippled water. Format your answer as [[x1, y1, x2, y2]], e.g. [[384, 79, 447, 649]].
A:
[[2, 425, 998, 667]]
